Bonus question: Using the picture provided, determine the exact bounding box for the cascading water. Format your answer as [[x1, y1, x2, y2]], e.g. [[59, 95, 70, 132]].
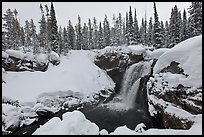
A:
[[82, 60, 154, 132], [103, 60, 152, 111]]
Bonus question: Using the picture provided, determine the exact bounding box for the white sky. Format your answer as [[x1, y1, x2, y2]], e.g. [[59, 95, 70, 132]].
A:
[[2, 2, 191, 32]]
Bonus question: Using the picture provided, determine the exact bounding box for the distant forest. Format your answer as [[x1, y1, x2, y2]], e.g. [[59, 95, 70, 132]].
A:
[[2, 2, 202, 54]]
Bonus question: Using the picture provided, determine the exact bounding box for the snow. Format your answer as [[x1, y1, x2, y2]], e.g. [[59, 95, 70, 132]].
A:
[[5, 49, 25, 59], [2, 51, 9, 58], [149, 48, 170, 59], [99, 129, 109, 135], [97, 44, 146, 56], [2, 50, 115, 104], [110, 125, 138, 135], [48, 51, 60, 62], [153, 35, 202, 88], [33, 110, 100, 135], [34, 53, 48, 64]]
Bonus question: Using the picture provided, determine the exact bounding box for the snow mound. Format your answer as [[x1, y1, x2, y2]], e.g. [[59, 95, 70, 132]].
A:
[[150, 48, 170, 59], [2, 51, 9, 58], [5, 49, 25, 59], [153, 35, 202, 88], [98, 45, 146, 56], [33, 110, 99, 135], [110, 125, 137, 135], [48, 51, 60, 62], [2, 50, 115, 103]]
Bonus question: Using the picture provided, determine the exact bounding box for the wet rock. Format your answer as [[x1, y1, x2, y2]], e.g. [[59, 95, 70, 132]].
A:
[[36, 109, 55, 118]]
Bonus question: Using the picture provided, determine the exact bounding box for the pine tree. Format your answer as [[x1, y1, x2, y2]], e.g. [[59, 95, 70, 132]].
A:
[[153, 2, 163, 48], [128, 6, 135, 45], [133, 9, 140, 44], [164, 21, 170, 48], [140, 17, 147, 45], [88, 18, 94, 49], [97, 22, 104, 49], [160, 21, 165, 46], [76, 15, 82, 50], [19, 27, 25, 48], [62, 27, 69, 53], [118, 13, 123, 46], [2, 9, 21, 50], [67, 20, 75, 50], [147, 17, 153, 46], [38, 13, 47, 52], [125, 12, 129, 45], [103, 15, 111, 47], [93, 17, 98, 49], [24, 20, 31, 51], [12, 9, 21, 50], [48, 2, 58, 53], [82, 23, 88, 50], [180, 9, 189, 41], [58, 26, 63, 54], [169, 5, 182, 47], [188, 2, 202, 37], [30, 19, 38, 54]]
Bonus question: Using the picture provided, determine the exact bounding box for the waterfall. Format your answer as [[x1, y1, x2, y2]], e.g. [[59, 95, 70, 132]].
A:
[[103, 60, 152, 111]]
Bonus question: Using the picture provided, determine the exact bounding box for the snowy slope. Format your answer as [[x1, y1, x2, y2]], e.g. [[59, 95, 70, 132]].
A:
[[2, 50, 115, 104], [153, 35, 202, 88]]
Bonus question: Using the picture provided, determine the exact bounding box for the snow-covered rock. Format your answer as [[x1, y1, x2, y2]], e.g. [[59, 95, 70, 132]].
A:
[[110, 125, 137, 135], [153, 35, 202, 88], [134, 123, 146, 133], [33, 110, 100, 135]]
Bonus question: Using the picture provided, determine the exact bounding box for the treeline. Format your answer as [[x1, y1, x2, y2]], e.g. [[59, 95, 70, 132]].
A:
[[2, 2, 202, 54]]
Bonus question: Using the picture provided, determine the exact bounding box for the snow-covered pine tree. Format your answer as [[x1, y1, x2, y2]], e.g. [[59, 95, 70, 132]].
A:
[[110, 14, 117, 46], [19, 27, 25, 49], [48, 2, 59, 53], [169, 5, 182, 48], [38, 6, 47, 53], [163, 21, 170, 48], [188, 2, 202, 37], [122, 19, 126, 45], [24, 20, 31, 51], [67, 20, 75, 50], [147, 17, 153, 47], [2, 9, 20, 50], [58, 26, 63, 54], [128, 6, 135, 45], [12, 9, 21, 50], [160, 21, 165, 46], [93, 17, 98, 49], [140, 18, 145, 44], [62, 27, 69, 53], [88, 18, 94, 49], [118, 13, 123, 46], [180, 9, 189, 41], [140, 17, 147, 45], [133, 9, 140, 45], [103, 15, 111, 47], [125, 12, 129, 45], [153, 2, 163, 49], [30, 19, 39, 54], [44, 4, 51, 53], [97, 22, 104, 49], [82, 23, 89, 50], [76, 15, 83, 50]]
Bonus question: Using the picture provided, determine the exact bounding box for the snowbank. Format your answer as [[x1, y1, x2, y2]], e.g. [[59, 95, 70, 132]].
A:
[[97, 45, 146, 56], [149, 48, 170, 59], [2, 50, 115, 103], [33, 110, 99, 135], [153, 35, 202, 88]]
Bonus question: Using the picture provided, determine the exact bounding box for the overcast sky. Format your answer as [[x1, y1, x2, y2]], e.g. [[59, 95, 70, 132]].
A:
[[2, 2, 191, 32]]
